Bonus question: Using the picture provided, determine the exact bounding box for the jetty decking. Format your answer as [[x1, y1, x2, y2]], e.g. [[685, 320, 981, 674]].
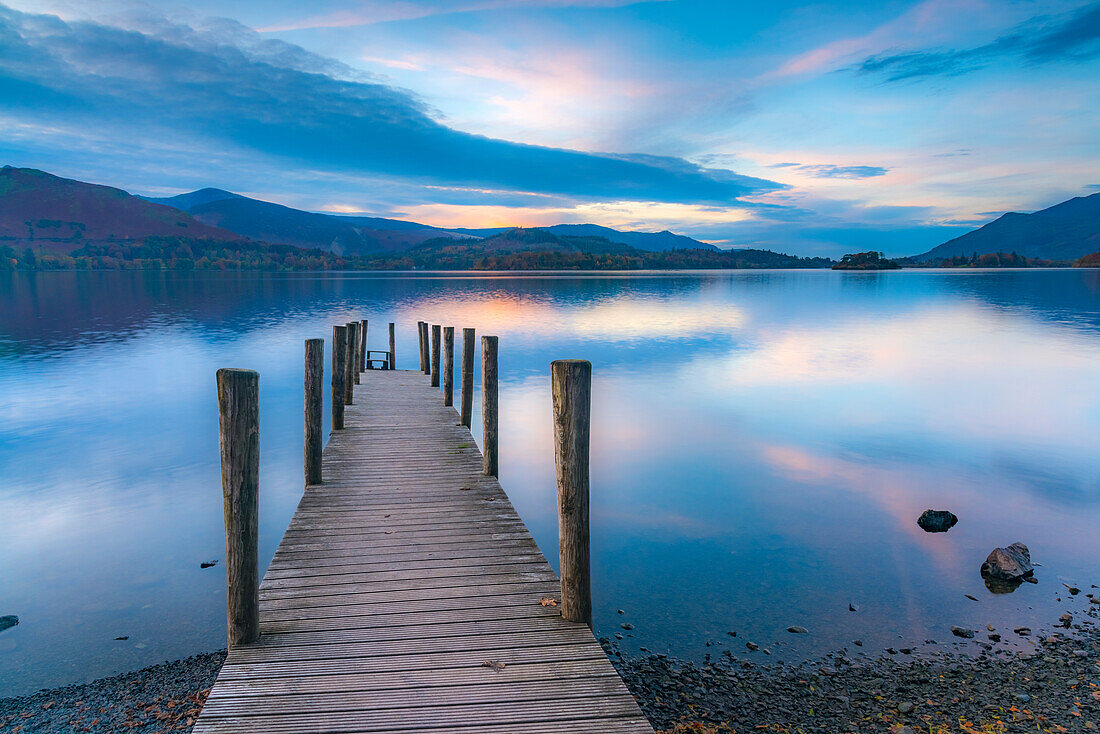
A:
[[194, 368, 653, 733]]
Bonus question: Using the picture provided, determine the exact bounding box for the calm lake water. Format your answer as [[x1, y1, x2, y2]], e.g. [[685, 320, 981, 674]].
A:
[[1, 269, 1099, 696]]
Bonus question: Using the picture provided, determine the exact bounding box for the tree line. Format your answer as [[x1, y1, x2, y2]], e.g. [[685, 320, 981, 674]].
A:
[[0, 237, 835, 271]]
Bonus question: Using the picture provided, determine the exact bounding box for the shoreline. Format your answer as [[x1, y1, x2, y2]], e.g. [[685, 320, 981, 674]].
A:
[[607, 620, 1099, 732], [0, 652, 226, 733], [4, 609, 1095, 734]]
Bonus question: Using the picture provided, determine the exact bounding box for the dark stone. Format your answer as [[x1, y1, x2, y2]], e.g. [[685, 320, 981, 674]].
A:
[[0, 615, 17, 633], [951, 626, 975, 638], [917, 509, 958, 533], [114, 636, 129, 640], [787, 626, 808, 634], [980, 542, 1033, 581], [984, 575, 1024, 594], [621, 623, 634, 630]]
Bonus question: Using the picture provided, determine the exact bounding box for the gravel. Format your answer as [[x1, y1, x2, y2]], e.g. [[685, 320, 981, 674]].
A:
[[607, 613, 1100, 733], [0, 651, 225, 733]]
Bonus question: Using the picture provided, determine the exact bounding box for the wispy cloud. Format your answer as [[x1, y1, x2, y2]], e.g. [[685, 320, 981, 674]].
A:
[[857, 1, 1100, 82], [771, 163, 888, 179], [0, 3, 780, 206], [260, 0, 668, 32]]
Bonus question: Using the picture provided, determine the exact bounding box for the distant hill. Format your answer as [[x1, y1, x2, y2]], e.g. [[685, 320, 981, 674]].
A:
[[149, 192, 468, 255], [452, 223, 715, 251], [0, 167, 242, 254], [1, 167, 820, 271], [1076, 251, 1100, 267], [361, 227, 832, 270], [414, 227, 639, 255], [6, 168, 716, 257], [143, 187, 242, 211], [917, 193, 1100, 262]]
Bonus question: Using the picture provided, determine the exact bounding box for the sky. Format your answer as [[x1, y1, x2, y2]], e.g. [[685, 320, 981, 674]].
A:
[[1, 0, 1098, 256]]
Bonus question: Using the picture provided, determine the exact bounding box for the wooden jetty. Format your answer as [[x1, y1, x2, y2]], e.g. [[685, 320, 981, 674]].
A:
[[196, 324, 653, 733]]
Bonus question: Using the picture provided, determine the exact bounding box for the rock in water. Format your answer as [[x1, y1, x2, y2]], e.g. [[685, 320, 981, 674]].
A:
[[917, 509, 958, 533], [787, 626, 808, 634], [951, 626, 976, 638], [980, 543, 1033, 581], [0, 615, 18, 632]]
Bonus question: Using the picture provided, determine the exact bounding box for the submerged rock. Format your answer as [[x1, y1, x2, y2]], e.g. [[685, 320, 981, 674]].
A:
[[787, 626, 808, 634], [984, 575, 1024, 594], [951, 626, 975, 639], [981, 542, 1033, 581], [0, 615, 17, 633], [917, 509, 958, 533]]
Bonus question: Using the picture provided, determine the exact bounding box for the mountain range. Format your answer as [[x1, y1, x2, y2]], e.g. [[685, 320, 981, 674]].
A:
[[142, 186, 715, 254], [142, 188, 471, 255], [3, 166, 1100, 265], [0, 167, 242, 254], [2, 167, 718, 257], [915, 192, 1100, 262]]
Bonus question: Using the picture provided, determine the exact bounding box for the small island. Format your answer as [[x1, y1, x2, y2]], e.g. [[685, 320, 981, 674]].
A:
[[832, 251, 902, 270]]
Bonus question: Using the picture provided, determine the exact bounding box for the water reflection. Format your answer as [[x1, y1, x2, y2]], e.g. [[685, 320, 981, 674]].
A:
[[0, 269, 1098, 696]]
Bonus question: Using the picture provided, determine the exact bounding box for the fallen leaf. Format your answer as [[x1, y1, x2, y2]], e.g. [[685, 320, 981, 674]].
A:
[[481, 660, 506, 671], [539, 597, 558, 607]]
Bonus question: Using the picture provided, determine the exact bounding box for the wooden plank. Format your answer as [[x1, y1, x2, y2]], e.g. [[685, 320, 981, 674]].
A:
[[215, 642, 607, 680], [258, 590, 572, 623], [194, 369, 652, 734], [200, 676, 630, 716], [207, 659, 615, 697], [241, 616, 591, 649], [193, 696, 648, 733]]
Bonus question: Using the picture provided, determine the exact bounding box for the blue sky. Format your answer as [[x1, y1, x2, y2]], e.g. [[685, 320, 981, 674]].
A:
[[1, 0, 1098, 256]]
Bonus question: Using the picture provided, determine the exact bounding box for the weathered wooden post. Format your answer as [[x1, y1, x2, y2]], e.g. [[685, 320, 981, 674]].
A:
[[551, 359, 592, 628], [344, 323, 357, 405], [482, 335, 498, 477], [348, 322, 361, 386], [304, 339, 323, 485], [443, 327, 454, 407], [332, 325, 347, 429], [421, 322, 431, 375], [391, 321, 400, 369], [417, 322, 426, 373], [359, 319, 368, 373], [431, 324, 441, 387], [216, 368, 260, 649], [461, 327, 475, 427]]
